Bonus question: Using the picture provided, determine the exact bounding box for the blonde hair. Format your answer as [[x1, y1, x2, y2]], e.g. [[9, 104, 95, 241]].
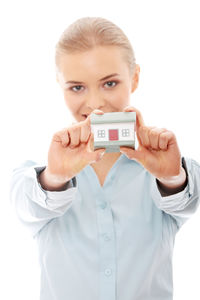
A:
[[55, 17, 136, 76]]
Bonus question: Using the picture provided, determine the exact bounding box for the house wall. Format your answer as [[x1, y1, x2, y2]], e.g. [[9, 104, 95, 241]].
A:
[[91, 122, 135, 142]]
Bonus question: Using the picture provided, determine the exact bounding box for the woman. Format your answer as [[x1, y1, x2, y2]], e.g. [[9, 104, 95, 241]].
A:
[[10, 17, 200, 300]]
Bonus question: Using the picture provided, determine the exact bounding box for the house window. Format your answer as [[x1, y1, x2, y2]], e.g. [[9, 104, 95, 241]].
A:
[[122, 129, 130, 137], [97, 129, 105, 138], [109, 129, 119, 141]]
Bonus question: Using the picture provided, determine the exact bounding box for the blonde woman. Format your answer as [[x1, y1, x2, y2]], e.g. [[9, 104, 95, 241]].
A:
[[10, 17, 200, 300]]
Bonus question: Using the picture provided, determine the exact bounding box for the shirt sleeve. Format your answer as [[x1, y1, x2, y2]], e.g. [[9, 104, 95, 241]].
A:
[[9, 160, 77, 239], [150, 156, 200, 230]]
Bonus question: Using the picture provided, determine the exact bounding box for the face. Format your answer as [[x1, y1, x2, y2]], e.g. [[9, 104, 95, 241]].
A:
[[56, 45, 140, 122]]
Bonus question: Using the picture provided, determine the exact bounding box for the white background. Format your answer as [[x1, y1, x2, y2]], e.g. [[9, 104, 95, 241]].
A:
[[1, 0, 200, 299]]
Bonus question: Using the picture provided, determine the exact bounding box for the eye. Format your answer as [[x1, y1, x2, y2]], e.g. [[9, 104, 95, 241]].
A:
[[104, 81, 118, 88], [69, 80, 119, 92], [70, 85, 84, 92]]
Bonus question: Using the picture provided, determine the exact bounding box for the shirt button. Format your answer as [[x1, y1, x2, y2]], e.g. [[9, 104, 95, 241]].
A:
[[100, 202, 107, 209], [104, 268, 112, 276], [103, 234, 111, 241], [110, 175, 114, 180]]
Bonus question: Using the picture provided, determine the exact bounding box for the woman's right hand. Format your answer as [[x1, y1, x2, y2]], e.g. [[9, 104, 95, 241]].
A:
[[40, 109, 106, 189]]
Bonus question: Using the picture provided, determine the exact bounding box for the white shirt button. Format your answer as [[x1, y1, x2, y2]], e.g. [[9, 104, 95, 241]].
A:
[[103, 234, 111, 241], [110, 175, 115, 180], [100, 202, 107, 209], [104, 268, 112, 276]]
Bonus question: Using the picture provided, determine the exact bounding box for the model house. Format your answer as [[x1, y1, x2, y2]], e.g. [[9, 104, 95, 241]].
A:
[[90, 111, 136, 153]]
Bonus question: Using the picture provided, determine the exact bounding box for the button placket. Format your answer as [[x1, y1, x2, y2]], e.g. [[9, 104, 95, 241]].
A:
[[96, 193, 116, 300]]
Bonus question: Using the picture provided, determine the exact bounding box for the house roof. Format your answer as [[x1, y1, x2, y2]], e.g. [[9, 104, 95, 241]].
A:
[[90, 111, 136, 124]]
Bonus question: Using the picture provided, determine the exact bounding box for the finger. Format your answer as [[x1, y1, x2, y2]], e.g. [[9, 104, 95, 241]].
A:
[[67, 124, 81, 148], [148, 128, 168, 150], [120, 145, 146, 164], [90, 149, 106, 162], [91, 109, 104, 115], [53, 128, 70, 147], [87, 132, 94, 152], [70, 110, 104, 145], [80, 117, 91, 142], [84, 109, 104, 143], [123, 105, 145, 128], [138, 126, 157, 148], [87, 132, 106, 161], [159, 130, 176, 150], [123, 106, 145, 147]]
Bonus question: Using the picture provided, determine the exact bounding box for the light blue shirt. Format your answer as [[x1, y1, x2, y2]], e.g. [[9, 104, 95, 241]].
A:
[[9, 154, 200, 300]]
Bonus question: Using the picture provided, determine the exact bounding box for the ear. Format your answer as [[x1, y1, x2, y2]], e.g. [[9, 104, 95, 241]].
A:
[[131, 64, 140, 93]]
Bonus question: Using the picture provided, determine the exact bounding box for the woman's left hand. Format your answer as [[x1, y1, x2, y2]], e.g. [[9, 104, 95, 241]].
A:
[[120, 106, 186, 187]]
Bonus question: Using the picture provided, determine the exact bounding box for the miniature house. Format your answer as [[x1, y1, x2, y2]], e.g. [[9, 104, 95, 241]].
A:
[[90, 111, 136, 153]]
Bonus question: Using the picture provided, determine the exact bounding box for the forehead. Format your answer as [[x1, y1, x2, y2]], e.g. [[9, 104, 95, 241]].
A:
[[58, 46, 129, 79]]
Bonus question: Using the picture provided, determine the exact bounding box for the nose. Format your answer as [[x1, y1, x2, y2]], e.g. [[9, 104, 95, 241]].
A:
[[85, 89, 106, 110]]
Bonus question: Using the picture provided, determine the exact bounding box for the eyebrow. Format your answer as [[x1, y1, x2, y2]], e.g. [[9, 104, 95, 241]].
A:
[[65, 73, 120, 85]]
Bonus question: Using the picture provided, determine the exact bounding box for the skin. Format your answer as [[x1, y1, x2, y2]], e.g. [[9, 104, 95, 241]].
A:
[[56, 45, 138, 169], [39, 45, 187, 193]]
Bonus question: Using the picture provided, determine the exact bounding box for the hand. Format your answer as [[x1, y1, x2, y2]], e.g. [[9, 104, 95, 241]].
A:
[[120, 106, 186, 187], [45, 109, 106, 184]]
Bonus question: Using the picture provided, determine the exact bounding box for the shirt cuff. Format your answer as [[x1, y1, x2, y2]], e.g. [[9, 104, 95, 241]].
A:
[[156, 157, 188, 196], [150, 157, 195, 213], [34, 166, 76, 190], [33, 165, 77, 210]]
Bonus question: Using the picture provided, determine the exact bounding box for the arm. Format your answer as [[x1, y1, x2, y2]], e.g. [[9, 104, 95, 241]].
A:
[[9, 160, 77, 239], [151, 157, 200, 229]]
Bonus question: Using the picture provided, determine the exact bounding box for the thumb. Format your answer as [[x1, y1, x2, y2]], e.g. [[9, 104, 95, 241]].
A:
[[120, 146, 146, 164], [93, 148, 106, 162], [87, 148, 106, 163]]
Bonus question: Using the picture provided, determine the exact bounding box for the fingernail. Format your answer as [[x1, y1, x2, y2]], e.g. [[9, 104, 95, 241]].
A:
[[94, 109, 104, 114]]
